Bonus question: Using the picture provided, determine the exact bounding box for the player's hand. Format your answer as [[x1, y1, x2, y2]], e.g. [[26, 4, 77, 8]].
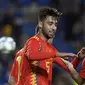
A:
[[77, 47, 85, 59], [61, 58, 73, 68], [56, 52, 77, 58], [64, 53, 77, 57]]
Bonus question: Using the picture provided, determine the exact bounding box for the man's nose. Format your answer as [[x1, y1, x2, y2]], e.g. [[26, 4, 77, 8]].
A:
[[52, 26, 56, 31]]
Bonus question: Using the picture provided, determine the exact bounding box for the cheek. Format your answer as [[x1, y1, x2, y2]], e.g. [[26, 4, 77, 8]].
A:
[[46, 24, 51, 30], [43, 25, 49, 32]]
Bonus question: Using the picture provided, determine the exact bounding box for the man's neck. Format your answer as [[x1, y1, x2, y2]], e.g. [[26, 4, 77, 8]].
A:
[[37, 33, 53, 44], [38, 32, 48, 41]]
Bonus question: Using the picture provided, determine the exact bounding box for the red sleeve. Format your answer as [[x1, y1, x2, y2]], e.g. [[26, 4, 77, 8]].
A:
[[10, 52, 19, 79], [53, 57, 69, 72], [80, 58, 85, 79], [71, 57, 80, 69], [25, 38, 57, 60]]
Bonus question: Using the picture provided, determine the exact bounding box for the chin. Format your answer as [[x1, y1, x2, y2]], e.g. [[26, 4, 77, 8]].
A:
[[46, 34, 53, 39], [49, 34, 54, 38], [48, 36, 53, 39]]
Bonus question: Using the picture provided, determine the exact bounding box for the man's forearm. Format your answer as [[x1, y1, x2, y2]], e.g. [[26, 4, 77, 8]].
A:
[[68, 67, 84, 85], [56, 52, 76, 58]]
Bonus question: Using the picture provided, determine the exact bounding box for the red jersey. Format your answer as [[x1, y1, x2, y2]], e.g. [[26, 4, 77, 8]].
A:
[[10, 49, 24, 85], [10, 34, 80, 85], [10, 48, 31, 85], [24, 35, 80, 85], [80, 58, 85, 79], [71, 57, 80, 69]]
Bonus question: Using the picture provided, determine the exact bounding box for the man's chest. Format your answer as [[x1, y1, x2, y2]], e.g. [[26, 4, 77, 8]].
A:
[[30, 58, 53, 73]]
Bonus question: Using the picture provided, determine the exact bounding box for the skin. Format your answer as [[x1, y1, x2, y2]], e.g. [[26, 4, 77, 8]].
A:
[[39, 16, 57, 40], [8, 76, 15, 85], [61, 47, 85, 85]]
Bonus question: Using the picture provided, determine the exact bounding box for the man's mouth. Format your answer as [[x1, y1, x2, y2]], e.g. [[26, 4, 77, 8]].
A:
[[49, 31, 55, 35], [49, 32, 55, 37]]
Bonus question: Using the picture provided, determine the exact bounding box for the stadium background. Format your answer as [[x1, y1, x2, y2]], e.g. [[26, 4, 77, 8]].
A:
[[0, 0, 85, 85]]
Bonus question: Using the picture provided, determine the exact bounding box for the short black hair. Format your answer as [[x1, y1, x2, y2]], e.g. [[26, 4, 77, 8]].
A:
[[38, 7, 62, 21]]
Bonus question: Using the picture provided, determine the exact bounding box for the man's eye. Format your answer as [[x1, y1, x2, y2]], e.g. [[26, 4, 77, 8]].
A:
[[55, 23, 57, 26], [49, 23, 53, 25]]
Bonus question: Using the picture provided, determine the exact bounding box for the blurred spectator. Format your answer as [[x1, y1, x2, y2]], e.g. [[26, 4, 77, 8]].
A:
[[0, 7, 23, 84], [0, 8, 22, 49], [49, 0, 60, 10], [71, 20, 84, 50], [0, 60, 8, 85], [49, 0, 85, 51], [59, 0, 80, 41], [81, 11, 85, 44]]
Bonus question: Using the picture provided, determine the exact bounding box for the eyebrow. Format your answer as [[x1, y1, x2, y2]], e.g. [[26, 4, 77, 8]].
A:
[[48, 20, 58, 24]]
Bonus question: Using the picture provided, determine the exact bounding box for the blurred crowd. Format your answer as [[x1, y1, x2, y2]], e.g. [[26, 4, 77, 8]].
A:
[[0, 0, 85, 85]]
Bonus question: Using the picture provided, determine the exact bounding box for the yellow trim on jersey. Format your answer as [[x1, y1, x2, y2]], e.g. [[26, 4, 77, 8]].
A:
[[16, 56, 22, 81], [32, 36, 39, 41], [30, 72, 37, 85]]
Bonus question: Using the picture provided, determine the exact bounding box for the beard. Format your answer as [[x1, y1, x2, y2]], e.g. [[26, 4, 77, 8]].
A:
[[42, 30, 54, 39]]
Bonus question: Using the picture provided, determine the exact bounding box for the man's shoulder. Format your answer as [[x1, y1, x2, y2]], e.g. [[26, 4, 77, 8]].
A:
[[17, 48, 23, 53], [26, 35, 40, 43], [16, 49, 24, 57], [29, 35, 40, 41]]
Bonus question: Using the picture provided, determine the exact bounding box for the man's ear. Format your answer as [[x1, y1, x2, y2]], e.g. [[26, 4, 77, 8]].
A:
[[38, 21, 43, 28]]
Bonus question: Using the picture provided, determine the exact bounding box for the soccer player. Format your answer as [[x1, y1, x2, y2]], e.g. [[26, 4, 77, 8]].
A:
[[9, 7, 83, 85], [9, 48, 31, 85], [8, 48, 85, 85], [61, 47, 85, 85], [23, 7, 81, 85], [8, 48, 24, 85], [9, 48, 34, 85]]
